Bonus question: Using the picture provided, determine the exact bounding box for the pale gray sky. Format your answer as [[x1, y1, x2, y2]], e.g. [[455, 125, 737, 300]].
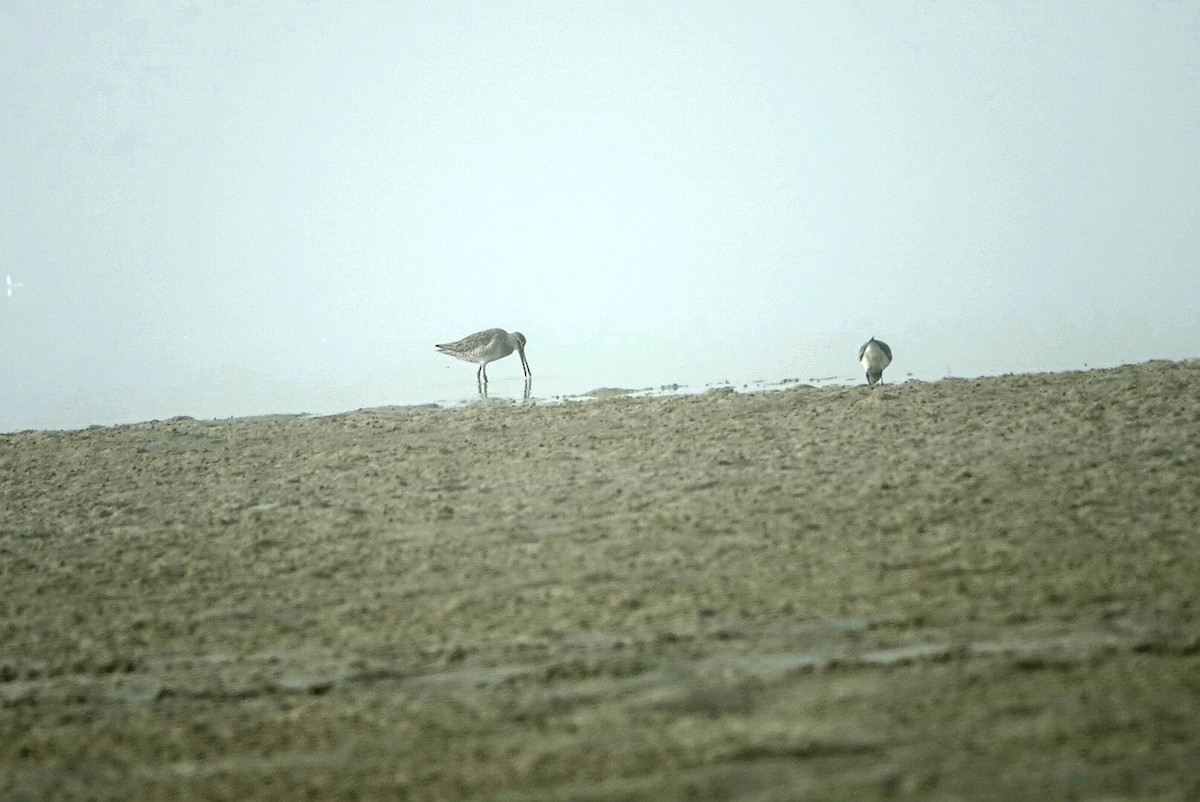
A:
[[3, 1, 1199, 431]]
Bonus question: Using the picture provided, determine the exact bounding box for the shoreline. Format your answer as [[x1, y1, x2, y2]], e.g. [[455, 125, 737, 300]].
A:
[[6, 357, 1193, 437]]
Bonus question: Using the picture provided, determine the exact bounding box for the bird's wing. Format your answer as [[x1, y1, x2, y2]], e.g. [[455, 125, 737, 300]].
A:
[[438, 328, 502, 353]]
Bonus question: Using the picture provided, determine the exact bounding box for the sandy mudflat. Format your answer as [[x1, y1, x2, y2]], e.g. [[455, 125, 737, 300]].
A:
[[2, 360, 1199, 801]]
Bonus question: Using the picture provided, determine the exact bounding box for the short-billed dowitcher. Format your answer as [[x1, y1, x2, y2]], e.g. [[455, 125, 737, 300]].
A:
[[436, 328, 531, 384], [858, 337, 892, 386]]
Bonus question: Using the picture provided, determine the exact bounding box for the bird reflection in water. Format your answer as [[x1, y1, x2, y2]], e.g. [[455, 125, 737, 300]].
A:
[[476, 376, 533, 403]]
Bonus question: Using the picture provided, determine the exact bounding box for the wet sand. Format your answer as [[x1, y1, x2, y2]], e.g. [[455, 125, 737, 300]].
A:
[[2, 359, 1199, 800]]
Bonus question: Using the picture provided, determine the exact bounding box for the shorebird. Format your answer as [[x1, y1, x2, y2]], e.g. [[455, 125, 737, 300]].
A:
[[858, 337, 893, 386], [436, 328, 531, 385], [6, 275, 23, 298]]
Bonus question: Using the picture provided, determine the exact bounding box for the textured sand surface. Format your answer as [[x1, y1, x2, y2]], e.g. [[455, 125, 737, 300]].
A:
[[2, 360, 1199, 800]]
